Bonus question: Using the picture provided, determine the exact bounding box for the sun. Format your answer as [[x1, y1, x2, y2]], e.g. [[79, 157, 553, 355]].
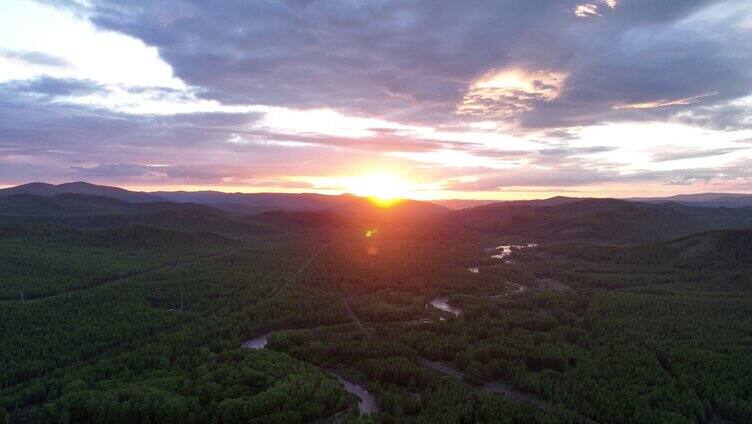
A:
[[345, 173, 412, 206]]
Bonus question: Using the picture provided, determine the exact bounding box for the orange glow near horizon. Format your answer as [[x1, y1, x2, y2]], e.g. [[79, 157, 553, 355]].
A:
[[344, 173, 413, 207], [11, 177, 752, 204]]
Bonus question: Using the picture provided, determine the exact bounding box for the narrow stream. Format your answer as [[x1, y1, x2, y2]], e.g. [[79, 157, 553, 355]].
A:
[[332, 374, 379, 415], [242, 332, 378, 415], [242, 333, 270, 349], [491, 243, 538, 260]]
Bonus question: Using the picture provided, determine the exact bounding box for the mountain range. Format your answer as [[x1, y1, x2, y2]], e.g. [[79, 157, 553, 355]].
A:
[[0, 182, 161, 202], [3, 182, 752, 243], [0, 182, 448, 216], [457, 197, 752, 243], [5, 181, 752, 211], [629, 192, 752, 208]]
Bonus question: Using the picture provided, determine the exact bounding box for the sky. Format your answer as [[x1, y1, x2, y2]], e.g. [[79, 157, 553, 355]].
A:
[[1, 0, 752, 200]]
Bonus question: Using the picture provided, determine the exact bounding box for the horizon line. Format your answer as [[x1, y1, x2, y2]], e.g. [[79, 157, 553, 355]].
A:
[[2, 180, 752, 203]]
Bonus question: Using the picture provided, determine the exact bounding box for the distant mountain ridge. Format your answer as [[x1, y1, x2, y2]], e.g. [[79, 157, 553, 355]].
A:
[[0, 182, 448, 217], [0, 194, 310, 236], [450, 193, 752, 210], [154, 190, 449, 217], [0, 182, 163, 203], [628, 192, 752, 208], [154, 190, 358, 214], [3, 182, 752, 243], [5, 182, 752, 210], [0, 193, 219, 217], [431, 199, 498, 210], [0, 183, 449, 237]]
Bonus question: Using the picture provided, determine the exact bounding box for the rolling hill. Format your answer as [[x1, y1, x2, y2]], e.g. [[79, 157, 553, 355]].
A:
[[0, 191, 360, 236], [1, 182, 448, 218], [0, 182, 163, 202], [0, 190, 447, 235], [546, 229, 752, 270], [154, 191, 357, 214], [0, 193, 216, 217], [156, 190, 449, 218], [0, 193, 278, 235], [454, 198, 752, 243], [629, 192, 752, 208], [3, 182, 752, 243]]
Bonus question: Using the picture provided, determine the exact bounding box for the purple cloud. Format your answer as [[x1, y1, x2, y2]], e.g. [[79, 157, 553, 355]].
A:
[[37, 0, 750, 129]]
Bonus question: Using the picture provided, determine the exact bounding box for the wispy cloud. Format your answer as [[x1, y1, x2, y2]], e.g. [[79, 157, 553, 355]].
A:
[[651, 147, 748, 162], [0, 49, 70, 68], [575, 4, 601, 18], [613, 92, 718, 110]]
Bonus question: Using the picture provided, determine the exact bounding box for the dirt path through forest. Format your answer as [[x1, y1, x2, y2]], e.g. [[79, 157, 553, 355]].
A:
[[251, 243, 328, 307], [342, 298, 367, 331]]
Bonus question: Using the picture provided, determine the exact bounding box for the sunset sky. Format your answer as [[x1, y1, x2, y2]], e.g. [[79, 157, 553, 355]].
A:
[[1, 0, 752, 199]]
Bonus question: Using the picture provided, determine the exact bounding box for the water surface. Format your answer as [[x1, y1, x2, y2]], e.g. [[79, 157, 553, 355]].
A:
[[491, 243, 538, 260], [242, 333, 270, 349], [333, 374, 378, 415], [430, 297, 462, 316]]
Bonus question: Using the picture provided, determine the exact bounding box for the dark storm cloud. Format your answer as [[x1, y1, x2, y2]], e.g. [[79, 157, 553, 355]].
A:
[[43, 0, 752, 129]]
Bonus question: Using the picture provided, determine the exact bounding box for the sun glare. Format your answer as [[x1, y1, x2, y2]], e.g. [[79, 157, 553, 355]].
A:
[[345, 173, 412, 206]]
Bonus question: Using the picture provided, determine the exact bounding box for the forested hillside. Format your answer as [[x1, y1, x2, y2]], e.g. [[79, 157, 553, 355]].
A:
[[1, 188, 752, 423], [0, 182, 162, 203], [455, 199, 752, 243]]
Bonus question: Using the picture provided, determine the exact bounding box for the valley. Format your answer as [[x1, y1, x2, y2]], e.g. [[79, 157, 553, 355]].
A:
[[1, 183, 751, 423], [4, 1, 751, 422]]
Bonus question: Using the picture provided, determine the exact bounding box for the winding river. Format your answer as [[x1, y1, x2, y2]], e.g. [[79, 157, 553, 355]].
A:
[[491, 243, 538, 260], [242, 333, 378, 415], [332, 374, 378, 415]]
